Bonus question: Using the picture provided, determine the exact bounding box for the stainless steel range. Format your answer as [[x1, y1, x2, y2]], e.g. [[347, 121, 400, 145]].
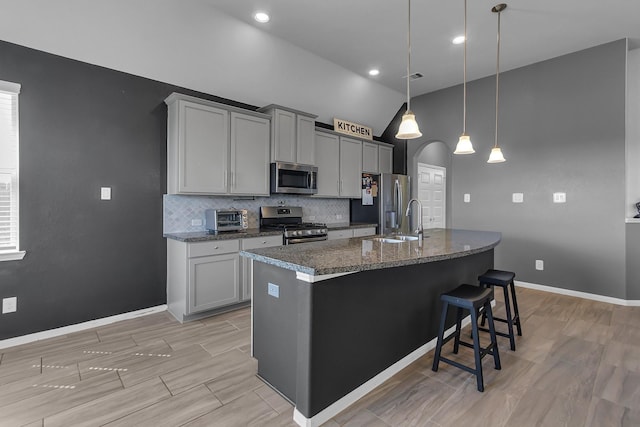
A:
[[260, 206, 328, 245]]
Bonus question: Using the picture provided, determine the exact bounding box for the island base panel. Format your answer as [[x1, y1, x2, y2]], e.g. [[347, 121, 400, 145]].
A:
[[252, 249, 493, 418]]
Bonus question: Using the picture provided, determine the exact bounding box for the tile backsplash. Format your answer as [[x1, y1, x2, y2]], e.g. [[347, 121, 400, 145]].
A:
[[163, 195, 350, 233]]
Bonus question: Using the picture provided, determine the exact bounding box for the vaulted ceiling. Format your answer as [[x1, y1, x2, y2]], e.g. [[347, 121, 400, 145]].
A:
[[210, 0, 640, 95]]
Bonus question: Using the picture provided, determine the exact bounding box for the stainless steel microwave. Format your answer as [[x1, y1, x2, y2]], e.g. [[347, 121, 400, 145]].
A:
[[270, 162, 318, 195]]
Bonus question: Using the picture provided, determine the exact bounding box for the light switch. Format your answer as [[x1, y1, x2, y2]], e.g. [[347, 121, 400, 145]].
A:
[[100, 187, 111, 200], [512, 193, 524, 203], [553, 192, 566, 203], [535, 260, 544, 270], [463, 193, 471, 203]]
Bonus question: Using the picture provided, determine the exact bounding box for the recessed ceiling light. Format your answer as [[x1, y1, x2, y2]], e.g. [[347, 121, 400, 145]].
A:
[[254, 12, 270, 23], [452, 35, 465, 45], [368, 69, 380, 76]]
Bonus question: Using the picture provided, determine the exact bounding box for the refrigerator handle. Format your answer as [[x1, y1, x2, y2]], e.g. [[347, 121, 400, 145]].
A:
[[395, 179, 403, 228]]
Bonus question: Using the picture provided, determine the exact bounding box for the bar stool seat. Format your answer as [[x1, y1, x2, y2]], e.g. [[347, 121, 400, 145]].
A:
[[432, 284, 501, 392], [478, 269, 522, 351]]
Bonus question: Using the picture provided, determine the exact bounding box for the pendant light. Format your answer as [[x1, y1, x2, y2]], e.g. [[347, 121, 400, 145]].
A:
[[487, 3, 507, 163], [396, 0, 422, 139], [454, 0, 475, 154]]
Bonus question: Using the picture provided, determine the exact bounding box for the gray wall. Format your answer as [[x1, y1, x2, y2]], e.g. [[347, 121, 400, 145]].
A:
[[0, 41, 256, 340], [627, 224, 640, 299], [407, 40, 627, 298]]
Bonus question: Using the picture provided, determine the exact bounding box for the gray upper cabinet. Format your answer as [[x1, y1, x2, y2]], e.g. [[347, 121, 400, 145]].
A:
[[339, 136, 363, 198], [167, 98, 229, 194], [362, 141, 379, 174], [230, 112, 270, 195], [165, 93, 270, 196], [259, 105, 317, 165], [296, 114, 316, 165], [315, 130, 341, 197], [378, 144, 393, 174], [315, 130, 362, 198]]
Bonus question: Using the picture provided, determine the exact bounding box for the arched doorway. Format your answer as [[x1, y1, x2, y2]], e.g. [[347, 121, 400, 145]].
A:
[[411, 141, 452, 229]]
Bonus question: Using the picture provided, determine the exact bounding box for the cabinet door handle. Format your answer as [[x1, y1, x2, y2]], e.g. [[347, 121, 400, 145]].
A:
[[223, 170, 228, 187], [231, 171, 235, 188], [214, 246, 219, 249]]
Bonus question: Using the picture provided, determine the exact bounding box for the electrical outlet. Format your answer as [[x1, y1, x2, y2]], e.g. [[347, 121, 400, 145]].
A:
[[553, 192, 566, 203], [512, 193, 524, 203], [2, 297, 17, 314], [191, 219, 203, 226], [463, 193, 470, 203], [336, 214, 343, 220], [535, 260, 544, 271], [267, 283, 279, 298], [100, 187, 111, 200]]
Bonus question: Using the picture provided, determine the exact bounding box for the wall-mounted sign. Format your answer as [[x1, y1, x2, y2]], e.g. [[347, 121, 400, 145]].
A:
[[333, 118, 373, 140]]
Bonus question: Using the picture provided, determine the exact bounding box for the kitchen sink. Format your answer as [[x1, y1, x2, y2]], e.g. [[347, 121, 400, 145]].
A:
[[371, 234, 421, 243]]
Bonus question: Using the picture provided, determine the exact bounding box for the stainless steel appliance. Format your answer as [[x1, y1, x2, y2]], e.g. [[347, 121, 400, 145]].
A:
[[350, 173, 411, 235], [377, 173, 411, 235], [260, 206, 328, 244], [270, 162, 318, 195], [205, 209, 248, 233]]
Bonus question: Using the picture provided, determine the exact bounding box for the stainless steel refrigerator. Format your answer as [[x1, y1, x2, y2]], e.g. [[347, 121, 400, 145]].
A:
[[350, 173, 411, 235], [379, 173, 411, 235]]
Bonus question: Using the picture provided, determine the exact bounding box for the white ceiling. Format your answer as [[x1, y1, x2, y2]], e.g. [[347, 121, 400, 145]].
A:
[[209, 0, 640, 96]]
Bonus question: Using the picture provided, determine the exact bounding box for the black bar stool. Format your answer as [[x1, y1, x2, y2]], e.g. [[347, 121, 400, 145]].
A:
[[478, 269, 522, 351], [432, 284, 501, 392]]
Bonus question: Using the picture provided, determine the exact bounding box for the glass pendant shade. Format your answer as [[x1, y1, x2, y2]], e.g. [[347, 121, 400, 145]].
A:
[[396, 111, 422, 139], [454, 134, 475, 154], [487, 147, 506, 163]]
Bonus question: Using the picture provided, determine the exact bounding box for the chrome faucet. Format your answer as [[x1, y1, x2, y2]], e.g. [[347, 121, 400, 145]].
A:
[[406, 198, 423, 241]]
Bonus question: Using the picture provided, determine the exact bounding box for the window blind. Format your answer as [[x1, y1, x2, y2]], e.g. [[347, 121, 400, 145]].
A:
[[0, 80, 21, 252]]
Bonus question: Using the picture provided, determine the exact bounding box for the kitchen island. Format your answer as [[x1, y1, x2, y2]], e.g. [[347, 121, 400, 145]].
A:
[[240, 228, 501, 427]]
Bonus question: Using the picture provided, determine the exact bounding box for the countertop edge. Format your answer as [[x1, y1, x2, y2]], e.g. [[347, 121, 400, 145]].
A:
[[327, 223, 378, 231], [241, 229, 501, 276], [164, 229, 283, 242]]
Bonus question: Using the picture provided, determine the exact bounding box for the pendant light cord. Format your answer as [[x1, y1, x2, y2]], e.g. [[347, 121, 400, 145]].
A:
[[494, 9, 501, 149], [463, 0, 467, 134], [406, 0, 412, 112]]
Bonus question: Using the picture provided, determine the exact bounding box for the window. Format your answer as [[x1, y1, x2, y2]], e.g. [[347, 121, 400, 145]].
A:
[[0, 80, 24, 261]]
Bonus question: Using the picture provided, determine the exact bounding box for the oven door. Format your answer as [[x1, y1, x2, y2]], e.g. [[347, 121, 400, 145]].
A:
[[271, 162, 317, 195]]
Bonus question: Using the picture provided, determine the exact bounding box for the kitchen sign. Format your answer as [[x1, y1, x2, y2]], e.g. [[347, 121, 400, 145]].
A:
[[333, 118, 373, 140]]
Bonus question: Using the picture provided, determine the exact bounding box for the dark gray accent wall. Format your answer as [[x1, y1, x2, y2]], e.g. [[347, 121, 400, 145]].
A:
[[627, 224, 640, 299], [408, 40, 627, 298], [0, 40, 255, 340], [381, 105, 407, 175]]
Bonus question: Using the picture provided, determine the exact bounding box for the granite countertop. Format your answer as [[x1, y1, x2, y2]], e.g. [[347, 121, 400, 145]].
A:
[[164, 228, 282, 242], [164, 223, 377, 242], [327, 222, 378, 231], [240, 228, 501, 276]]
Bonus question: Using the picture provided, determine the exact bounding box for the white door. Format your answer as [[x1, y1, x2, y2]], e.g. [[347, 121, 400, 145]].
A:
[[417, 163, 446, 229]]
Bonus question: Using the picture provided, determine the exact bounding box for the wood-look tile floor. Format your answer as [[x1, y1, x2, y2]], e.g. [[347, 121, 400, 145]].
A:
[[1, 287, 639, 426]]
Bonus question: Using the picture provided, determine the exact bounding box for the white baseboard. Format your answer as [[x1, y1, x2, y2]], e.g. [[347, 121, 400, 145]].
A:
[[0, 305, 167, 350], [515, 281, 640, 306]]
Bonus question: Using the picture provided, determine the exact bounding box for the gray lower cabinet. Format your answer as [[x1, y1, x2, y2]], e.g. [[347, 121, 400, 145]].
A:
[[167, 238, 241, 322], [240, 235, 283, 301]]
